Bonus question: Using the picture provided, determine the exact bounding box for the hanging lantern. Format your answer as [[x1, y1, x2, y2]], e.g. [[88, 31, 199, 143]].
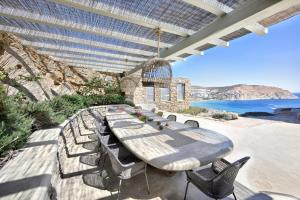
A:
[[141, 28, 172, 85], [141, 57, 172, 84]]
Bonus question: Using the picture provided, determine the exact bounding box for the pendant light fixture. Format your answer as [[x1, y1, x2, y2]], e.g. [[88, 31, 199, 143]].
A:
[[141, 28, 172, 85]]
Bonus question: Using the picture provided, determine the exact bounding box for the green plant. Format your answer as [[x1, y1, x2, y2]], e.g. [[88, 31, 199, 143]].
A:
[[157, 111, 163, 117], [49, 95, 85, 118], [124, 100, 135, 107], [18, 74, 42, 82], [138, 115, 148, 122], [104, 81, 122, 95], [79, 77, 122, 96], [0, 70, 7, 81], [178, 106, 208, 115], [0, 91, 130, 157], [0, 94, 33, 156], [23, 101, 61, 130]]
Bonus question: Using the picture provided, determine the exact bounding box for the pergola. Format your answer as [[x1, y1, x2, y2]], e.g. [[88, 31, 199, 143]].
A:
[[0, 0, 299, 74]]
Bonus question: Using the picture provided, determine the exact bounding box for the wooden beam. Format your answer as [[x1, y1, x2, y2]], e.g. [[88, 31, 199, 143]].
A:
[[128, 0, 299, 75], [20, 40, 147, 62], [0, 6, 172, 48], [0, 25, 154, 56], [51, 0, 195, 37], [37, 50, 140, 66], [37, 51, 138, 66], [170, 56, 185, 61], [209, 38, 229, 47], [159, 0, 298, 60], [66, 63, 124, 73], [245, 23, 268, 35], [52, 57, 134, 69], [182, 0, 268, 35], [184, 49, 204, 55], [182, 0, 232, 16]]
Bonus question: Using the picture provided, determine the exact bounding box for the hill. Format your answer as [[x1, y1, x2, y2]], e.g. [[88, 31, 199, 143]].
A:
[[191, 84, 298, 100]]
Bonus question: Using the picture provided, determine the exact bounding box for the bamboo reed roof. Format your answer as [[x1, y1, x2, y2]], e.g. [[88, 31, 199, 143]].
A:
[[0, 0, 299, 74]]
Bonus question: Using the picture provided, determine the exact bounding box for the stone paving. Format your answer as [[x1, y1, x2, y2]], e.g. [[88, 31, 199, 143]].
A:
[[0, 128, 61, 200], [0, 107, 275, 200]]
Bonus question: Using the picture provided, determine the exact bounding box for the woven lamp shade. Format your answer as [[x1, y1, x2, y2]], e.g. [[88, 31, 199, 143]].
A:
[[141, 57, 172, 85]]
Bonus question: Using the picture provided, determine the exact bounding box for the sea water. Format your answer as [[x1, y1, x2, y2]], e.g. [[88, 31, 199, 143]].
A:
[[191, 93, 300, 114]]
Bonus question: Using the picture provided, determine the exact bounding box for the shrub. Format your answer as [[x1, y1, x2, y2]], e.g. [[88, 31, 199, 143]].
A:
[[49, 94, 85, 119], [178, 106, 208, 115], [0, 93, 33, 156], [0, 91, 129, 157], [18, 74, 41, 82], [157, 111, 163, 117], [23, 101, 61, 130], [212, 113, 238, 120], [124, 100, 135, 107], [139, 115, 147, 122], [104, 81, 122, 95], [79, 77, 122, 96]]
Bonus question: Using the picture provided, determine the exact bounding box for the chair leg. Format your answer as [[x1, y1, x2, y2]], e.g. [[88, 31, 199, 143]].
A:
[[184, 181, 190, 200], [144, 164, 150, 194], [117, 179, 122, 200], [233, 191, 237, 200]]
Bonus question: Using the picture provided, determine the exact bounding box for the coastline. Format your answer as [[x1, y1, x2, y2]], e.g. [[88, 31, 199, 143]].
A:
[[190, 98, 300, 115], [191, 92, 300, 102], [191, 97, 300, 102]]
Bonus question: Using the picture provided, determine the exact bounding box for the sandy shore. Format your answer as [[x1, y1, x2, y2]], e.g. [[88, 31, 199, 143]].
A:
[[163, 111, 300, 198]]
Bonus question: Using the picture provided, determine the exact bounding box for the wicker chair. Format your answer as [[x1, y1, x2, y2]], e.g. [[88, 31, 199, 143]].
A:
[[167, 114, 177, 121], [96, 130, 119, 168], [106, 143, 150, 199], [184, 157, 250, 200], [184, 120, 199, 128], [93, 110, 108, 126], [94, 118, 116, 165]]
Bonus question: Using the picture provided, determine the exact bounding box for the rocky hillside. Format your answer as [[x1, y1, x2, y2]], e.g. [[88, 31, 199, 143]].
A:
[[191, 84, 298, 100], [0, 33, 118, 101]]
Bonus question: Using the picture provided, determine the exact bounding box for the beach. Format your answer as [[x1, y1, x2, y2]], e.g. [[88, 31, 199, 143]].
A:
[[163, 111, 300, 198]]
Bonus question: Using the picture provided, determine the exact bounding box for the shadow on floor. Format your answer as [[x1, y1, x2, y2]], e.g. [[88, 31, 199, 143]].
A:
[[24, 140, 58, 148], [0, 174, 51, 198]]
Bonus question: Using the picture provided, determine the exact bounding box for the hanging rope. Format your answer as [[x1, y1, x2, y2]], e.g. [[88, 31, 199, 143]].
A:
[[155, 27, 161, 57]]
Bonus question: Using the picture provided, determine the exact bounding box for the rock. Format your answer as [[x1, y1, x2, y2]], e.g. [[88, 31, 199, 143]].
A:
[[212, 112, 238, 120], [0, 33, 118, 101], [240, 112, 275, 117]]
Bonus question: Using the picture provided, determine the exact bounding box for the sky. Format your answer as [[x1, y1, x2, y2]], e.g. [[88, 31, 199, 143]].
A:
[[172, 14, 300, 92]]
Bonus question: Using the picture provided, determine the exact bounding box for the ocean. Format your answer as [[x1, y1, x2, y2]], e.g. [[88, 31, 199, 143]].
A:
[[191, 93, 300, 114]]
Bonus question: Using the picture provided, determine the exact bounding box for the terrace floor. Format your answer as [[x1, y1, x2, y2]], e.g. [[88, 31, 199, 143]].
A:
[[1, 107, 297, 200], [54, 109, 274, 200]]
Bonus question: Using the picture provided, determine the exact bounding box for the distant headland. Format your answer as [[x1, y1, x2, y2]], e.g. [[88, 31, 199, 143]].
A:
[[191, 84, 299, 101]]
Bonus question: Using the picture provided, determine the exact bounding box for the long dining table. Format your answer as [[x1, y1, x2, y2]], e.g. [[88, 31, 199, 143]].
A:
[[105, 105, 233, 171]]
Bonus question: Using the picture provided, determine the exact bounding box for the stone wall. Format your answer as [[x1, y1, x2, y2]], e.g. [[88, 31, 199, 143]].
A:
[[120, 70, 190, 112], [155, 77, 191, 112], [0, 33, 118, 101]]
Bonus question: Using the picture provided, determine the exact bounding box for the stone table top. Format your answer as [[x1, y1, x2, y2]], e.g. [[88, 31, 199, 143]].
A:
[[106, 107, 233, 171]]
